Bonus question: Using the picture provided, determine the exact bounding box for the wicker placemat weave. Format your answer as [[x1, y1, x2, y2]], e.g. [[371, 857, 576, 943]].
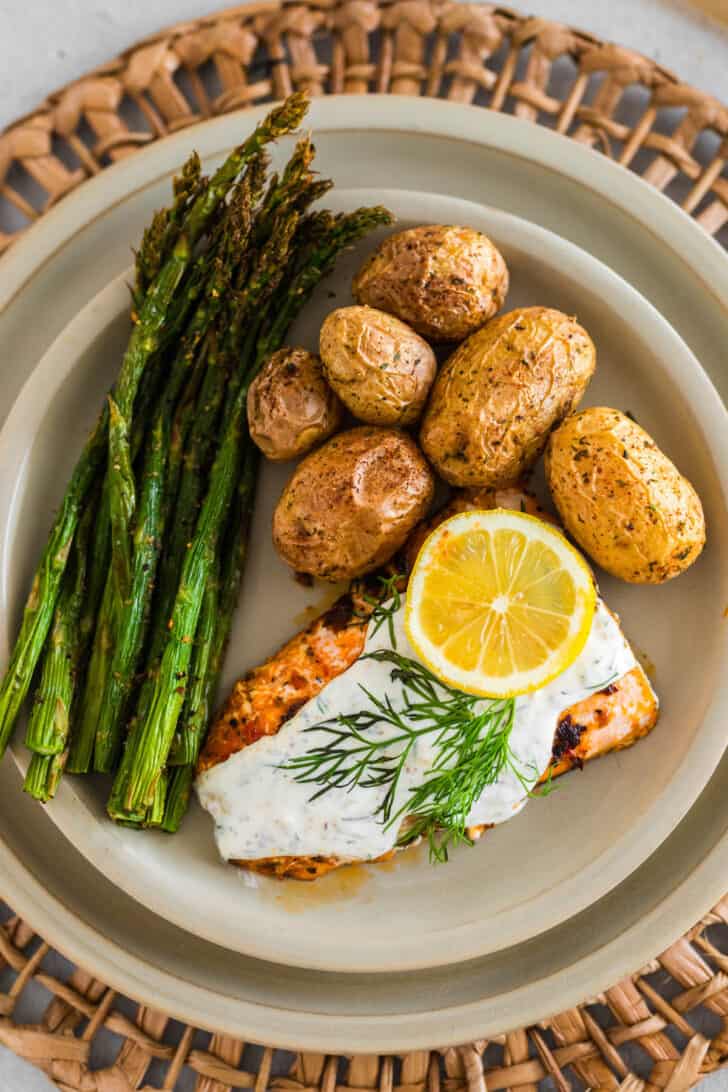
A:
[[2, 2, 728, 1089]]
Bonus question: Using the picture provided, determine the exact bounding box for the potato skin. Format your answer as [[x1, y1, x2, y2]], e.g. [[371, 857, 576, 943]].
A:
[[352, 225, 509, 342], [272, 427, 435, 581], [247, 347, 343, 462], [319, 306, 437, 427], [420, 307, 596, 488], [545, 407, 706, 583]]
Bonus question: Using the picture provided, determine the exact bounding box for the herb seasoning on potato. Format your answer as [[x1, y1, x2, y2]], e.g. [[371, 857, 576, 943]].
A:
[[272, 426, 434, 581], [545, 407, 706, 583], [319, 305, 437, 427], [420, 306, 596, 488], [353, 225, 509, 342], [247, 347, 343, 462]]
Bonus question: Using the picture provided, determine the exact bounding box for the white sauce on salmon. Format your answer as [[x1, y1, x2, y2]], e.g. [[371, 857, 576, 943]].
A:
[[196, 599, 636, 862]]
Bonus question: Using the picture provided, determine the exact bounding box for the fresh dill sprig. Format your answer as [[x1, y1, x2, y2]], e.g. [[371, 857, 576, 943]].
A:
[[352, 571, 404, 648], [395, 691, 517, 862], [282, 648, 526, 862]]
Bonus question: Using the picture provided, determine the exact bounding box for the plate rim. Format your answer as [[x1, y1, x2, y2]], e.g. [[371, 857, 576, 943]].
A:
[[0, 95, 727, 1049]]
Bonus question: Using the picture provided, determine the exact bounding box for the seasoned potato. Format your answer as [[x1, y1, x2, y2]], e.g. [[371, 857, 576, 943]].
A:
[[352, 225, 509, 342], [273, 427, 435, 581], [545, 407, 705, 584], [319, 306, 437, 427], [247, 347, 343, 462], [420, 307, 596, 488]]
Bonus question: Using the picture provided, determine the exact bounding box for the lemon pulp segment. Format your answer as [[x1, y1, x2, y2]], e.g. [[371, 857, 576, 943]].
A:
[[405, 509, 596, 697]]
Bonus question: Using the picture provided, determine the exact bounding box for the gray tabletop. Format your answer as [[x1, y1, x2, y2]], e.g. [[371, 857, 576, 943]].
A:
[[1, 0, 727, 1089]]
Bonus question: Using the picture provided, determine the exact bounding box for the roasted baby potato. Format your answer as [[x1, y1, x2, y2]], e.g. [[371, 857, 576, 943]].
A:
[[420, 307, 596, 488], [319, 305, 437, 427], [247, 347, 343, 462], [352, 225, 509, 342], [273, 426, 435, 581], [545, 407, 705, 584]]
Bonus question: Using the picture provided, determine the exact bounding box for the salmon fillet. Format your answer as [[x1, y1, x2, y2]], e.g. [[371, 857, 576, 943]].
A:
[[197, 487, 659, 880]]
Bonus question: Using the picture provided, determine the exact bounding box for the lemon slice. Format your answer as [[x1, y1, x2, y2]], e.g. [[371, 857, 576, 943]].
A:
[[405, 509, 596, 697]]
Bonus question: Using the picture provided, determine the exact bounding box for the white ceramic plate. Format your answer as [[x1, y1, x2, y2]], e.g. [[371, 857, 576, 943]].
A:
[[3, 185, 727, 975], [0, 97, 727, 1049]]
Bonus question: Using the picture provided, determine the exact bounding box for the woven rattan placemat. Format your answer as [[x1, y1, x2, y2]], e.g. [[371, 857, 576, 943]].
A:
[[2, 3, 728, 1089]]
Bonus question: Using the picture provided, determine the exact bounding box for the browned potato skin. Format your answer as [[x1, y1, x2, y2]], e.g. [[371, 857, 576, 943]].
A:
[[352, 225, 509, 342], [247, 347, 344, 462], [545, 407, 706, 584], [272, 427, 435, 581], [420, 307, 596, 488], [319, 306, 437, 427]]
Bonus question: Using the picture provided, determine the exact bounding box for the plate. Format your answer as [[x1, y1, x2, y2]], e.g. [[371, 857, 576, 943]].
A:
[[3, 185, 727, 974], [0, 96, 727, 1048]]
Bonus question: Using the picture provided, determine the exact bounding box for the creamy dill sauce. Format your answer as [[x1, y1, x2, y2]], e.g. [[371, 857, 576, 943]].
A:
[[196, 600, 637, 862]]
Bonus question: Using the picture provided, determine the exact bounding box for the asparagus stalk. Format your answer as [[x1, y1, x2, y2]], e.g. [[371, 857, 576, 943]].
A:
[[159, 764, 194, 833], [24, 497, 98, 798], [0, 95, 308, 761], [256, 135, 331, 233], [210, 449, 259, 689], [108, 400, 136, 609], [106, 720, 146, 822], [167, 560, 221, 768], [108, 755, 167, 827], [133, 152, 205, 311], [92, 414, 166, 772], [23, 501, 94, 758], [0, 414, 107, 759], [68, 401, 135, 773], [77, 482, 107, 642], [169, 447, 258, 769], [148, 768, 169, 826], [166, 350, 207, 506], [23, 749, 68, 803]]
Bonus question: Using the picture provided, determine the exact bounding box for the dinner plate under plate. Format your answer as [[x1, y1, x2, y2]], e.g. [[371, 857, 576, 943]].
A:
[[0, 97, 727, 1048]]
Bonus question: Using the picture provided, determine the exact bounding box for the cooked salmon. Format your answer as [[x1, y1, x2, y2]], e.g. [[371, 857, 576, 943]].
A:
[[197, 487, 659, 879]]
